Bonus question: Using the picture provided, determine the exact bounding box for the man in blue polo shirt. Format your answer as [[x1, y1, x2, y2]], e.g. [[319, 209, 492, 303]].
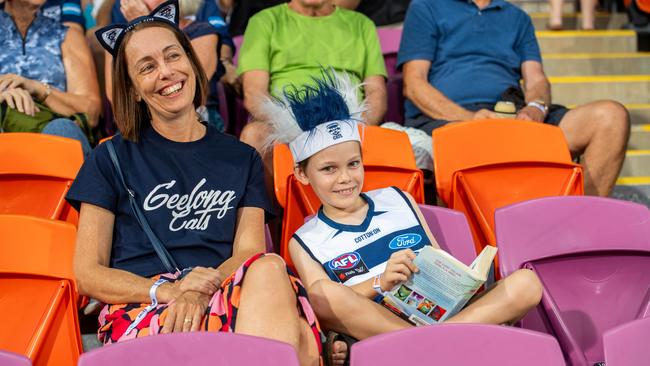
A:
[[398, 0, 629, 197]]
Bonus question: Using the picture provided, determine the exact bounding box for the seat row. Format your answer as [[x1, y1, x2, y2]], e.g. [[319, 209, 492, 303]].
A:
[[2, 318, 649, 366]]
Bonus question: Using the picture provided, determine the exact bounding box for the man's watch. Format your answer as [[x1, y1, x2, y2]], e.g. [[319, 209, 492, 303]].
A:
[[527, 99, 548, 116]]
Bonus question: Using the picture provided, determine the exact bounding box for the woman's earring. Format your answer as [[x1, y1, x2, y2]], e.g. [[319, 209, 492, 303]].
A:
[[135, 94, 142, 102]]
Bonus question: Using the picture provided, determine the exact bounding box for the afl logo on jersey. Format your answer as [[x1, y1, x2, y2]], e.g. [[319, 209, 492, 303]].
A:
[[329, 252, 361, 270], [389, 233, 422, 250]]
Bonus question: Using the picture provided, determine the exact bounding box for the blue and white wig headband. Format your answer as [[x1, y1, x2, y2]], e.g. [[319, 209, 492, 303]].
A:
[[95, 0, 180, 57], [263, 69, 367, 163]]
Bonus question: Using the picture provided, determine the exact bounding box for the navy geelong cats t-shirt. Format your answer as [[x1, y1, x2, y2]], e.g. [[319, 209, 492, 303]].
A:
[[66, 123, 273, 277]]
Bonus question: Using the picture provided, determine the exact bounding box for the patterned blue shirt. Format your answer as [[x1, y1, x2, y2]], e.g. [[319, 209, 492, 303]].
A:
[[0, 9, 68, 91]]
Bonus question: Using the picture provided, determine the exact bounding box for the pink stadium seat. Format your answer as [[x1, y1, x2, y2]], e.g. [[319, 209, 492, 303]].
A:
[[350, 324, 565, 366], [0, 351, 32, 366], [417, 204, 476, 266], [233, 35, 244, 65], [376, 27, 401, 76], [495, 196, 650, 366], [603, 317, 650, 366], [77, 332, 300, 366]]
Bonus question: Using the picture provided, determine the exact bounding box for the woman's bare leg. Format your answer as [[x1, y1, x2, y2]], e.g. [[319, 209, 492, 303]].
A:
[[235, 255, 319, 366], [549, 0, 565, 28], [309, 279, 412, 340], [446, 269, 543, 325]]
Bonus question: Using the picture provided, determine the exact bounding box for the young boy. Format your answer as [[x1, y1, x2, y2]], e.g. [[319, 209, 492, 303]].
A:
[[263, 70, 543, 344]]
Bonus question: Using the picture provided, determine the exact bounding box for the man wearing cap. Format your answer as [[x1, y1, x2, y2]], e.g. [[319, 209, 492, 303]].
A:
[[399, 0, 629, 197]]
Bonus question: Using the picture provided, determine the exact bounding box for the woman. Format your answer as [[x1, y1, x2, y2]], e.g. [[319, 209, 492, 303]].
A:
[[66, 2, 342, 365], [0, 0, 101, 155]]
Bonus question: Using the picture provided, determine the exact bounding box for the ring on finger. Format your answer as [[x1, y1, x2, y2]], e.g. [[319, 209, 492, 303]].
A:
[[184, 318, 192, 324]]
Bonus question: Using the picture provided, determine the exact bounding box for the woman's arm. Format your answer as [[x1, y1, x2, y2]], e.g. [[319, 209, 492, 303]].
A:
[[215, 206, 267, 278], [74, 203, 181, 304], [47, 27, 102, 126]]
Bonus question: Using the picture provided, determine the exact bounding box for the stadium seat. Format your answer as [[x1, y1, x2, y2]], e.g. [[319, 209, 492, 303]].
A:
[[350, 324, 565, 366], [275, 125, 424, 268], [495, 196, 650, 366], [377, 27, 404, 124], [432, 120, 584, 263], [603, 317, 650, 366], [417, 204, 476, 266], [0, 133, 83, 226], [0, 215, 82, 366], [377, 27, 401, 77], [77, 332, 300, 366], [0, 351, 32, 366]]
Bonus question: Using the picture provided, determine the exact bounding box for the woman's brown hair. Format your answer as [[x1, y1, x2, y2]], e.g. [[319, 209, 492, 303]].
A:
[[112, 21, 208, 141]]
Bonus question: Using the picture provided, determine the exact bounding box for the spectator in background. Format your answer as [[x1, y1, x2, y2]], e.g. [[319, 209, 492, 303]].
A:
[[336, 0, 410, 26], [43, 0, 86, 31], [548, 0, 596, 30], [0, 0, 101, 155], [105, 0, 235, 130], [399, 0, 629, 197], [237, 0, 387, 195]]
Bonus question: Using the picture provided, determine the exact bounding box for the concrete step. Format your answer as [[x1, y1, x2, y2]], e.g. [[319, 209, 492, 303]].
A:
[[613, 177, 650, 208], [542, 53, 650, 76], [629, 124, 650, 149], [620, 150, 650, 176], [512, 1, 575, 14], [628, 105, 650, 125], [549, 75, 650, 105], [530, 12, 628, 30], [537, 30, 637, 53]]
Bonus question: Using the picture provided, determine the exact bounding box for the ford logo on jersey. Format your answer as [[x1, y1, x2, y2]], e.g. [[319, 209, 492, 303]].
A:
[[329, 252, 361, 270], [389, 233, 422, 250]]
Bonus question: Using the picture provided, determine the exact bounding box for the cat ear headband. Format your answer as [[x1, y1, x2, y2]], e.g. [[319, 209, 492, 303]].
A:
[[262, 68, 367, 163], [95, 0, 180, 57]]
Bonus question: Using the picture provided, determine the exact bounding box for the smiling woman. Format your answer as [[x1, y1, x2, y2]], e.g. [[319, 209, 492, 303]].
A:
[[64, 1, 329, 365]]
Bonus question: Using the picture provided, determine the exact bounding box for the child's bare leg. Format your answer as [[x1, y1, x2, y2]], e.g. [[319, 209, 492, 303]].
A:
[[309, 279, 412, 340], [446, 269, 542, 325]]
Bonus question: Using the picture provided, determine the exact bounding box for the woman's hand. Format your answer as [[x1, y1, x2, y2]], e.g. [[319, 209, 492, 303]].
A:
[[380, 249, 419, 292], [0, 87, 39, 116], [161, 290, 210, 333], [120, 0, 150, 22], [178, 267, 224, 296]]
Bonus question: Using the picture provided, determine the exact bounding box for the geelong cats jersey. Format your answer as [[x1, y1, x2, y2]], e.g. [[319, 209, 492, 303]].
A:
[[293, 187, 430, 286]]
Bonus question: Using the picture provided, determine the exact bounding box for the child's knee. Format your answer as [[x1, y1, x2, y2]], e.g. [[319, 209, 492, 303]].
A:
[[506, 269, 543, 310], [308, 280, 351, 319]]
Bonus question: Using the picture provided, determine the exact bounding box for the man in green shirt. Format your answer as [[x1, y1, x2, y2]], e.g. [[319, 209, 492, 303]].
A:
[[237, 0, 388, 158]]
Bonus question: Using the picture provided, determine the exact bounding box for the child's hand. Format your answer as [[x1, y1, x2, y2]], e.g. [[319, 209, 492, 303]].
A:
[[381, 249, 419, 292]]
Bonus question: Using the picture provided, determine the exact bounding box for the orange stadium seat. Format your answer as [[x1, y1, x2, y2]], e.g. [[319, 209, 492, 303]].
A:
[[432, 120, 584, 271], [0, 215, 82, 366], [275, 125, 424, 268], [0, 133, 83, 226]]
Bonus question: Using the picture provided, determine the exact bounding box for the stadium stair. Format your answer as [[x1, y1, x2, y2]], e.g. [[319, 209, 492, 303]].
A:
[[508, 1, 650, 207]]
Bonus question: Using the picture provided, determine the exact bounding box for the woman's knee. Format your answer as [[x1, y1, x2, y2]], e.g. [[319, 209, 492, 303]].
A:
[[247, 254, 288, 278], [504, 269, 543, 311]]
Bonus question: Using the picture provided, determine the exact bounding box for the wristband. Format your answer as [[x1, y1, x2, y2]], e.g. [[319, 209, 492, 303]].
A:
[[526, 101, 547, 116], [372, 274, 385, 296], [125, 278, 168, 334]]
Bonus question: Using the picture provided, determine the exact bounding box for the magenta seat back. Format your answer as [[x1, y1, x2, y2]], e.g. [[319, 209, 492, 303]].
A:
[[351, 324, 565, 366], [233, 35, 244, 65], [495, 196, 650, 366], [77, 332, 300, 366], [377, 27, 401, 77], [417, 204, 476, 266], [385, 73, 404, 124], [604, 317, 650, 366], [0, 351, 31, 366]]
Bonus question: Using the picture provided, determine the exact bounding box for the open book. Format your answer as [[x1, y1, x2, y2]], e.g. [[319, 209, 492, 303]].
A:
[[381, 245, 498, 326]]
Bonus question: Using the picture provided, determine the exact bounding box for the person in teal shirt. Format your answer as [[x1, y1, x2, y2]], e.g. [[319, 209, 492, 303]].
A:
[[237, 0, 387, 197]]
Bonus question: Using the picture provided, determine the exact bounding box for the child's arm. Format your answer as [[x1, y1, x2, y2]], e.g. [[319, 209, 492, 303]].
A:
[[289, 238, 334, 289]]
